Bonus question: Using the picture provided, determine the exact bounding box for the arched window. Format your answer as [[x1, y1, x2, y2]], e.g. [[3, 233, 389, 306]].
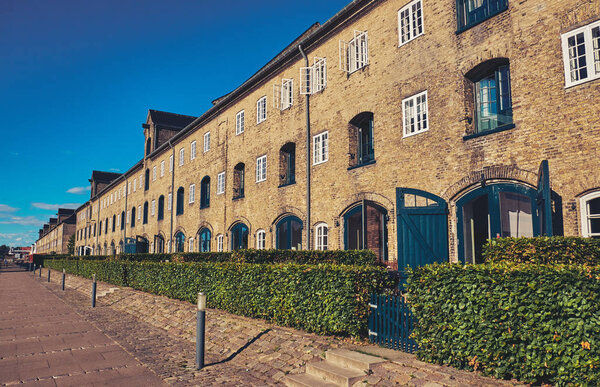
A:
[[157, 195, 164, 221], [315, 223, 328, 250], [230, 223, 249, 250], [349, 112, 374, 168], [143, 202, 149, 224], [344, 201, 388, 262], [279, 143, 296, 186], [200, 176, 210, 209], [188, 237, 194, 252], [233, 163, 245, 199], [146, 138, 152, 156], [110, 241, 116, 255], [119, 240, 124, 253], [580, 191, 600, 238], [176, 187, 184, 215], [112, 214, 116, 232], [105, 218, 108, 234], [131, 207, 136, 227], [120, 211, 125, 230], [99, 220, 102, 236], [216, 234, 224, 252], [256, 229, 266, 249], [199, 228, 211, 252], [154, 234, 165, 253], [174, 232, 185, 252], [144, 169, 150, 191], [276, 216, 303, 250]]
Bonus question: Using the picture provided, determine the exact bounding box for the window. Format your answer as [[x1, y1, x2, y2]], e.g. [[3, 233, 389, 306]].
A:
[[160, 160, 165, 177], [127, 182, 131, 195], [274, 79, 293, 110], [233, 163, 245, 199], [145, 169, 150, 190], [189, 184, 195, 204], [174, 232, 185, 253], [204, 132, 210, 152], [313, 132, 329, 165], [199, 228, 211, 252], [230, 222, 249, 250], [200, 176, 210, 209], [398, 0, 424, 46], [279, 143, 295, 186], [315, 223, 328, 250], [179, 148, 184, 166], [236, 110, 245, 135], [188, 237, 194, 252], [217, 172, 225, 195], [256, 155, 267, 182], [168, 193, 172, 211], [561, 20, 600, 88], [191, 141, 197, 160], [300, 58, 327, 95], [143, 202, 148, 224], [151, 200, 156, 216], [138, 205, 141, 220], [466, 60, 512, 134], [349, 112, 374, 167], [256, 230, 266, 250], [176, 187, 184, 215], [339, 30, 368, 73], [581, 192, 600, 238], [112, 215, 116, 232], [133, 179, 136, 192], [217, 234, 224, 252], [276, 216, 302, 250], [158, 196, 164, 220], [130, 207, 135, 227], [402, 90, 429, 137], [256, 96, 267, 124], [169, 155, 174, 172], [456, 0, 508, 32], [139, 175, 142, 189]]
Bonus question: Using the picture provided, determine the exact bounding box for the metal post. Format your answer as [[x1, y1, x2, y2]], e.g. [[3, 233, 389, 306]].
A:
[[33, 264, 36, 276], [29, 262, 32, 272], [47, 268, 50, 282], [196, 292, 206, 370], [92, 274, 97, 308], [39, 266, 42, 278], [62, 269, 65, 291]]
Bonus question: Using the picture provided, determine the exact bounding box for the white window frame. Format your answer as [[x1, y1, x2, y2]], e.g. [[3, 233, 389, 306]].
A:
[[339, 30, 369, 74], [398, 0, 424, 47], [126, 210, 130, 224], [133, 179, 137, 192], [179, 148, 185, 166], [160, 160, 165, 177], [139, 175, 142, 189], [189, 184, 195, 204], [217, 172, 225, 195], [152, 166, 157, 181], [169, 155, 174, 172], [191, 141, 197, 160], [256, 230, 266, 250], [189, 237, 194, 252], [402, 90, 429, 138], [217, 234, 224, 252], [204, 132, 210, 153], [580, 191, 600, 238], [168, 193, 172, 211], [274, 79, 293, 110], [257, 96, 267, 124], [313, 131, 329, 165], [138, 205, 141, 220], [561, 20, 600, 88], [256, 155, 267, 182], [151, 200, 156, 216], [236, 110, 245, 135], [128, 182, 131, 195]]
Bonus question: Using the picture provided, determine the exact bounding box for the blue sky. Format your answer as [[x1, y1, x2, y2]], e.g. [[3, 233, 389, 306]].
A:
[[0, 0, 350, 247]]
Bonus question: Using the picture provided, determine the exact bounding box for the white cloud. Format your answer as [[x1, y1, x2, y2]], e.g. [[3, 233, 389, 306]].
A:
[[0, 204, 18, 213], [109, 168, 121, 172], [66, 186, 91, 194], [0, 232, 37, 246], [0, 216, 46, 226], [31, 202, 81, 211]]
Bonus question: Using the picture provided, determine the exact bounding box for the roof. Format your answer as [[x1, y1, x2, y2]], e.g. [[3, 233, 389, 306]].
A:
[[148, 110, 197, 131], [90, 170, 122, 183], [57, 208, 75, 215]]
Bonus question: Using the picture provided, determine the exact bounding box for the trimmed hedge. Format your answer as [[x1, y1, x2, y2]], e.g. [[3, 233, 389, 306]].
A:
[[46, 259, 392, 336], [407, 262, 600, 386], [483, 237, 600, 265]]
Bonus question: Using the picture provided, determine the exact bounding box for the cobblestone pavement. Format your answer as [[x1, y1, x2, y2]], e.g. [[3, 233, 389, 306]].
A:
[[34, 269, 524, 386], [0, 264, 167, 387]]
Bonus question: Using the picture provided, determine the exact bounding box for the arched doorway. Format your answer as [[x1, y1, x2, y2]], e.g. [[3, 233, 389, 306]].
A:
[[154, 234, 165, 253], [198, 228, 211, 252], [343, 201, 388, 262], [457, 183, 539, 264], [230, 222, 249, 250], [276, 215, 302, 250], [174, 232, 185, 252]]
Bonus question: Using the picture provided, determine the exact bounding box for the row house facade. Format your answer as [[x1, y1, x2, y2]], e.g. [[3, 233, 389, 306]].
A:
[[35, 209, 76, 254], [75, 0, 600, 270]]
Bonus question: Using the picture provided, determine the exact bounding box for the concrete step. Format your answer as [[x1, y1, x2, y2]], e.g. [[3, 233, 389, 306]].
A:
[[306, 361, 365, 387], [97, 287, 120, 298], [326, 349, 386, 371], [283, 373, 339, 387]]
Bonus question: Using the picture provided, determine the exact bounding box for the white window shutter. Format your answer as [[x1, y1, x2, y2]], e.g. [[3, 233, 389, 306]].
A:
[[339, 40, 349, 73]]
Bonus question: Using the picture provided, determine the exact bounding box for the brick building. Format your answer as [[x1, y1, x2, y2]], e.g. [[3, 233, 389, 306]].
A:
[[74, 0, 600, 270], [35, 209, 76, 254]]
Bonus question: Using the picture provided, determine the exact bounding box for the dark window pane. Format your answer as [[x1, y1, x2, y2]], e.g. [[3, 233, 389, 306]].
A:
[[589, 198, 600, 215]]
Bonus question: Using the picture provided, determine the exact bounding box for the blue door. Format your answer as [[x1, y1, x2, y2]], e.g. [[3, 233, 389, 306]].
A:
[[230, 223, 249, 250], [396, 188, 448, 278], [199, 228, 211, 252]]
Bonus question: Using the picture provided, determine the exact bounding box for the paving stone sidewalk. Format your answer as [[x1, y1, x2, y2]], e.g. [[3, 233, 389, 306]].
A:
[[32, 268, 525, 386], [0, 264, 167, 387]]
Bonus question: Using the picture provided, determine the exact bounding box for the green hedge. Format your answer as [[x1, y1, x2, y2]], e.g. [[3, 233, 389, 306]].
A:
[[46, 259, 392, 336], [407, 262, 600, 386], [483, 237, 600, 265]]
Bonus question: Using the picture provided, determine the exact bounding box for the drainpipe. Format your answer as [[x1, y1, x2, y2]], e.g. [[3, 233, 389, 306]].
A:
[[168, 139, 175, 252], [124, 179, 128, 249], [299, 44, 311, 250]]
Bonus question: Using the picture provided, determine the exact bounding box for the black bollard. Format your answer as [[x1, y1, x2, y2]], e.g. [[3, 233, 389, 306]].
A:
[[62, 269, 65, 291], [91, 274, 97, 308], [47, 268, 50, 282], [39, 266, 42, 278], [196, 292, 206, 370]]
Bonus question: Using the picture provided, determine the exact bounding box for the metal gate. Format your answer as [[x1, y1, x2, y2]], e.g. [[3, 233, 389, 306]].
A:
[[368, 294, 417, 353]]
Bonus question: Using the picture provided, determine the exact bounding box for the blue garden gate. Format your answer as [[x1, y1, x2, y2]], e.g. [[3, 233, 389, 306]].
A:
[[368, 294, 417, 353]]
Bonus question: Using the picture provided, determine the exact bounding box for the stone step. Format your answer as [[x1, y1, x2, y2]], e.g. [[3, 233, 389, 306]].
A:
[[306, 361, 366, 387], [326, 349, 386, 371], [283, 373, 339, 387], [97, 287, 120, 298]]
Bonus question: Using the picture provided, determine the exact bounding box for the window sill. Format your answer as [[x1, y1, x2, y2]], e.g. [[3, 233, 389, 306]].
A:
[[463, 123, 515, 141], [200, 205, 210, 209], [455, 6, 509, 34], [278, 181, 296, 188], [347, 159, 376, 171], [232, 195, 245, 201]]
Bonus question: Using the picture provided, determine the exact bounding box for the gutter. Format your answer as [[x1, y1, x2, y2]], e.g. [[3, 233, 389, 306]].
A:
[[299, 44, 311, 250]]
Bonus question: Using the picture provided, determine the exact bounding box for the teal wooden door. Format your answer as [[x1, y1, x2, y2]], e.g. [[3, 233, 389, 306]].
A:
[[396, 188, 448, 278], [536, 160, 553, 236]]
